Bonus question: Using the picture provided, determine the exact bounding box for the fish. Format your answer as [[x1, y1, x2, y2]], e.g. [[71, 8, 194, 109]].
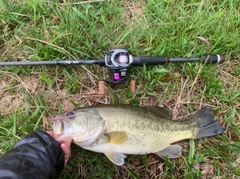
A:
[[52, 105, 223, 166]]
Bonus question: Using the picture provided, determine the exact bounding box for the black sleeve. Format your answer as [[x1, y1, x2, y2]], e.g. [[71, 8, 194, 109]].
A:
[[0, 131, 65, 179]]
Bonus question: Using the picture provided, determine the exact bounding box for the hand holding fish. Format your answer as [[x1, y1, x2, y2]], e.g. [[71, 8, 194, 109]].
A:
[[0, 131, 69, 178], [47, 131, 72, 165]]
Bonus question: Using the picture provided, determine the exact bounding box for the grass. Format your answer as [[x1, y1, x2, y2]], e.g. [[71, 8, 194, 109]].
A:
[[0, 0, 239, 178]]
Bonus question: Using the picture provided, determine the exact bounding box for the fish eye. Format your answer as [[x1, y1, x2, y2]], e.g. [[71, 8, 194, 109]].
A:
[[66, 112, 75, 118]]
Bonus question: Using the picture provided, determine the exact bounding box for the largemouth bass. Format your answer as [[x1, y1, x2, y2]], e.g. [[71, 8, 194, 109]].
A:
[[53, 105, 223, 165]]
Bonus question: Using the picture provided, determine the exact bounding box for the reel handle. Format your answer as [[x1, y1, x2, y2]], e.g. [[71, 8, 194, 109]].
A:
[[201, 55, 225, 63], [132, 56, 168, 65]]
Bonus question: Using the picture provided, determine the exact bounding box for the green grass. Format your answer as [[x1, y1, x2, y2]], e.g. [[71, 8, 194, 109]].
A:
[[0, 0, 240, 178]]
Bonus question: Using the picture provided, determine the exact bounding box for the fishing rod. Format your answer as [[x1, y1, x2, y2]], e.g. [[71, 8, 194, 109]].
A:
[[0, 49, 224, 93]]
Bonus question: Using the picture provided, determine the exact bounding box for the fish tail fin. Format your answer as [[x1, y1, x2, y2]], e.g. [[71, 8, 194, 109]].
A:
[[188, 106, 223, 139]]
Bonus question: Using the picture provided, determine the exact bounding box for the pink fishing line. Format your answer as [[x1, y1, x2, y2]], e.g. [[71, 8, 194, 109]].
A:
[[52, 114, 75, 121]]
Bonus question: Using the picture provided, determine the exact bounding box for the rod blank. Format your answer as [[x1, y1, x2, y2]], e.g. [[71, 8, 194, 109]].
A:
[[0, 60, 99, 66]]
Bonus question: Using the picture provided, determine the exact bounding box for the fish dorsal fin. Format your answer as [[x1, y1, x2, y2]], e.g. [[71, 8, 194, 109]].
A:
[[147, 106, 172, 120], [155, 145, 182, 158], [105, 152, 126, 166]]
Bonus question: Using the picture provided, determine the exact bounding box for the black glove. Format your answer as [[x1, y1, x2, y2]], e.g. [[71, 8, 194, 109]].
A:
[[0, 131, 65, 179]]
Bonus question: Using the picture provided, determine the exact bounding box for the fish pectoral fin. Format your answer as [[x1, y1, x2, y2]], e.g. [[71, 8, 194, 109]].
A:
[[155, 145, 182, 158], [105, 152, 126, 166]]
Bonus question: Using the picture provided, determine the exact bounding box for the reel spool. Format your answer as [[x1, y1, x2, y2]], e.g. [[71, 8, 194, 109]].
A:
[[103, 49, 133, 84]]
